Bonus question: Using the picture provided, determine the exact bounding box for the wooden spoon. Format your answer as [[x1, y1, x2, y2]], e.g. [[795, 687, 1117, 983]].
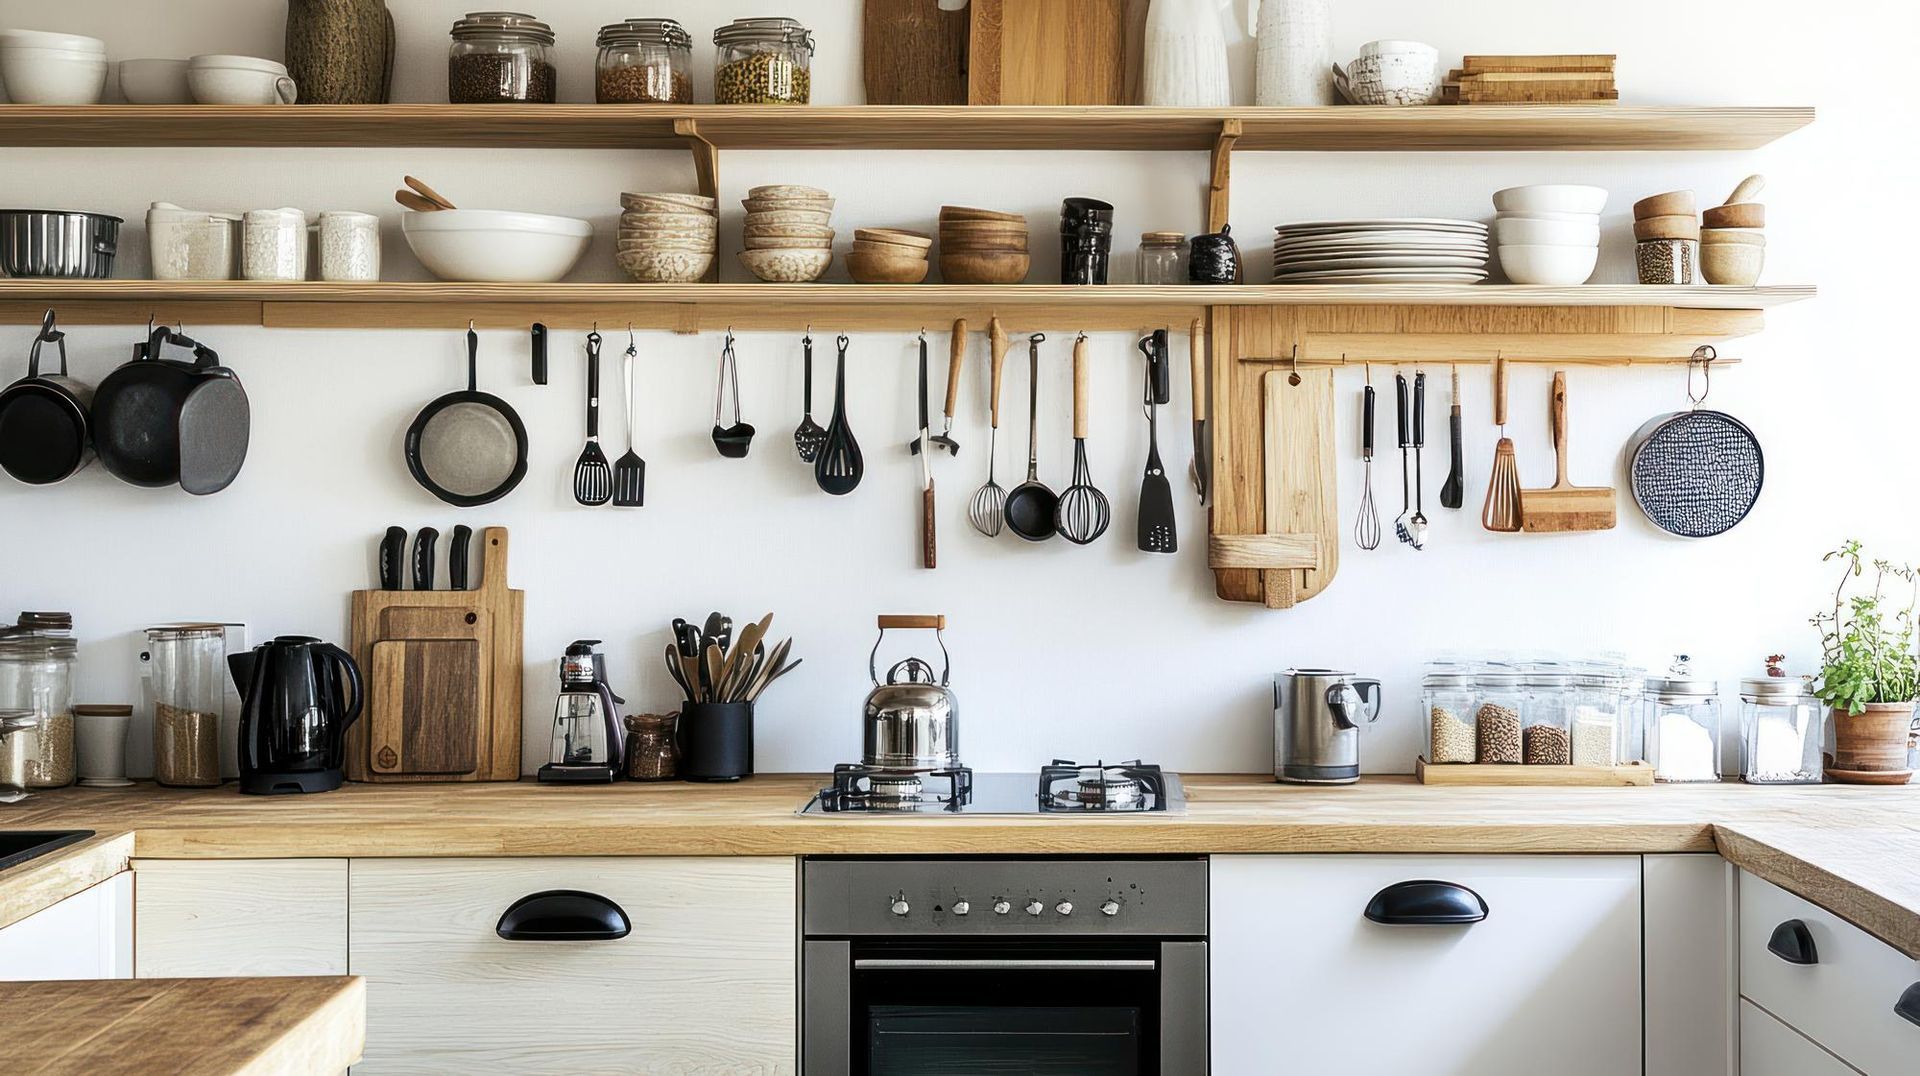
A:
[[404, 175, 457, 210], [395, 190, 443, 213]]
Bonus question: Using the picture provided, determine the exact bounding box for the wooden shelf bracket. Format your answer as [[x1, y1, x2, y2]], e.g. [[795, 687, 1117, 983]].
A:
[[1206, 118, 1241, 235], [672, 118, 721, 283]]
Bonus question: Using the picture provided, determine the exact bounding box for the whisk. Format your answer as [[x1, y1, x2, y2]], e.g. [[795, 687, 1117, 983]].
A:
[[1480, 353, 1523, 532], [967, 317, 1010, 537], [1055, 334, 1112, 544], [1353, 371, 1381, 550]]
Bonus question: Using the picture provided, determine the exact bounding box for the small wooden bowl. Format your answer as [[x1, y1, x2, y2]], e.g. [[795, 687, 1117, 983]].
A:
[[1632, 214, 1701, 241], [846, 249, 931, 284], [939, 250, 1031, 284], [940, 205, 1026, 223], [852, 239, 933, 257], [1632, 190, 1695, 220], [1701, 241, 1763, 286], [854, 228, 932, 249], [1702, 203, 1765, 229], [1700, 228, 1766, 246], [747, 184, 831, 202]]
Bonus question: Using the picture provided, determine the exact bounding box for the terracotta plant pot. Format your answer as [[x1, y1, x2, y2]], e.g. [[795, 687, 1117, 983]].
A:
[[1825, 701, 1918, 784]]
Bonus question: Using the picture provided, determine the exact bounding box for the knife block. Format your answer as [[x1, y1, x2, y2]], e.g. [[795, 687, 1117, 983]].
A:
[[347, 526, 522, 782]]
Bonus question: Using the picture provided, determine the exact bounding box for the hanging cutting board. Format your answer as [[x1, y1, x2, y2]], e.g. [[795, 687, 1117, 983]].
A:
[[863, 0, 970, 104], [1261, 368, 1339, 607], [968, 0, 1148, 105]]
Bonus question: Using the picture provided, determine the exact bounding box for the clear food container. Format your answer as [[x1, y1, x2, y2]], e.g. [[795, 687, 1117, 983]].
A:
[[1648, 662, 1721, 782], [713, 17, 814, 105], [1570, 668, 1629, 766], [1474, 666, 1526, 764], [1740, 676, 1822, 784], [0, 635, 76, 787], [1522, 667, 1572, 765], [449, 11, 557, 104], [145, 624, 226, 787], [0, 710, 40, 801], [317, 210, 380, 282], [1423, 668, 1477, 764], [1137, 231, 1189, 285], [597, 19, 692, 104]]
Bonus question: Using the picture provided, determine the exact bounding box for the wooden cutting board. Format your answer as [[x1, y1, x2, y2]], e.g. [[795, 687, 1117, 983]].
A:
[[863, 0, 970, 105], [968, 0, 1148, 105], [369, 639, 482, 776], [1261, 368, 1339, 607]]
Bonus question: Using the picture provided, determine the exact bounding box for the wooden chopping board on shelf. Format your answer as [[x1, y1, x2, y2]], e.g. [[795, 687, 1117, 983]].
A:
[[348, 526, 522, 782], [863, 0, 970, 104], [968, 0, 1149, 105]]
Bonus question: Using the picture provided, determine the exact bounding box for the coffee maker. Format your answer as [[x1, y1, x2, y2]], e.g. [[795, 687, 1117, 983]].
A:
[[538, 640, 624, 783], [229, 636, 363, 794], [1274, 668, 1382, 784]]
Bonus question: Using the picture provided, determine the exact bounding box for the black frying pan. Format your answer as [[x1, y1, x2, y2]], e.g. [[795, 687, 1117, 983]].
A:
[[0, 309, 92, 485], [406, 327, 527, 508]]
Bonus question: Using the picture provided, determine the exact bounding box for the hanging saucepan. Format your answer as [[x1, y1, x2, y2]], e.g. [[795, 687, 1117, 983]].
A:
[[0, 309, 93, 485], [92, 323, 251, 495], [406, 325, 527, 507], [1625, 347, 1763, 539]]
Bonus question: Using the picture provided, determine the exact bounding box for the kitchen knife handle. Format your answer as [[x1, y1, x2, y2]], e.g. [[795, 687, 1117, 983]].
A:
[[922, 483, 937, 570], [1394, 373, 1410, 449], [531, 323, 547, 385], [988, 317, 1008, 429], [412, 527, 438, 591], [944, 319, 966, 423], [1412, 371, 1426, 448], [1362, 385, 1376, 458], [378, 526, 406, 590], [1189, 319, 1206, 422], [1148, 329, 1171, 405], [449, 525, 473, 590]]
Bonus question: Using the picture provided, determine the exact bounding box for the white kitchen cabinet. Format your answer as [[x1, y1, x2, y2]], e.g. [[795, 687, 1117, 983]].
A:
[[1211, 855, 1641, 1075], [0, 872, 132, 981], [132, 858, 348, 977], [349, 857, 796, 1074], [1741, 998, 1861, 1076], [1644, 854, 1736, 1076]]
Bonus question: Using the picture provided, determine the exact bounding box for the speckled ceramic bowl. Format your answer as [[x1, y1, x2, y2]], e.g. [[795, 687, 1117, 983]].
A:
[[740, 247, 833, 282]]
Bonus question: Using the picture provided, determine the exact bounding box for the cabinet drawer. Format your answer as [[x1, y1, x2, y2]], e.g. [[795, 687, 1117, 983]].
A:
[[1741, 999, 1859, 1076], [350, 857, 795, 1074], [1738, 871, 1920, 1075], [133, 859, 347, 977]]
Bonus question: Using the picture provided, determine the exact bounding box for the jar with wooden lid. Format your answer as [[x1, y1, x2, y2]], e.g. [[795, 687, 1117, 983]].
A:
[[597, 19, 692, 104], [0, 635, 76, 787], [448, 11, 557, 104], [713, 17, 814, 105], [1137, 231, 1189, 285], [145, 624, 225, 787]]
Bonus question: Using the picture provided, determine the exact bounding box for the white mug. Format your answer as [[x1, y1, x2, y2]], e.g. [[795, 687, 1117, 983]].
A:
[[188, 55, 298, 105], [74, 706, 133, 787]]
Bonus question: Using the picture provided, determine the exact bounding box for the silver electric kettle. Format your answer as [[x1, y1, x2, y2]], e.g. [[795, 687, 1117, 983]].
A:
[[863, 615, 958, 772], [1274, 668, 1382, 784]]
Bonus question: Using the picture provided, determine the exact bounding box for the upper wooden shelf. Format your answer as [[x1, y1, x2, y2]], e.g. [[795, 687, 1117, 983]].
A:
[[0, 104, 1815, 151]]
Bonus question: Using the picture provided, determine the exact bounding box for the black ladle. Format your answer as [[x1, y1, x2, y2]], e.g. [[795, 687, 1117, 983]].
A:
[[1003, 333, 1058, 542], [814, 335, 863, 495], [712, 330, 754, 459]]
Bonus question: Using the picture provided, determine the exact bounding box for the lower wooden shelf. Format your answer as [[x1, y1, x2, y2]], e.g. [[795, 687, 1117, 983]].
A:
[[1416, 758, 1657, 787]]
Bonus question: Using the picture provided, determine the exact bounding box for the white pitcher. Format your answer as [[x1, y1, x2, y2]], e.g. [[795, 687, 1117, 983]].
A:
[[1142, 0, 1233, 106], [1248, 0, 1332, 105]]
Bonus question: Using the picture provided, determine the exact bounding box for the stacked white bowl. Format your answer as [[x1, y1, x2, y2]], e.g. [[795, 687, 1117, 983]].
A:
[[739, 184, 834, 283], [0, 29, 108, 105], [617, 192, 717, 283], [1491, 184, 1606, 285]]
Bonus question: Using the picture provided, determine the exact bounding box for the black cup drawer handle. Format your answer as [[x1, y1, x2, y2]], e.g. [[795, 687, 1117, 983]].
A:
[[1364, 880, 1488, 925], [1895, 983, 1920, 1028], [496, 890, 631, 941], [1767, 919, 1818, 965]]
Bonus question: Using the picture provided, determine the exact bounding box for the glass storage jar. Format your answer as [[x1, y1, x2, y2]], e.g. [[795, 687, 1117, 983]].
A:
[[1648, 663, 1721, 782], [448, 11, 557, 104], [1570, 669, 1628, 766], [1474, 666, 1526, 764], [145, 624, 226, 787], [0, 636, 75, 787], [0, 710, 39, 802], [597, 19, 692, 104], [713, 17, 814, 105], [1522, 667, 1573, 765], [1137, 232, 1189, 285], [1740, 676, 1822, 784], [1423, 668, 1477, 764], [624, 712, 680, 780]]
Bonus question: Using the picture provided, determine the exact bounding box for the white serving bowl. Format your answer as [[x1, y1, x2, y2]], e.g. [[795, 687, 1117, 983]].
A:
[[1493, 209, 1599, 224], [1498, 243, 1599, 285], [401, 209, 592, 283], [0, 44, 108, 103], [1492, 185, 1608, 215], [188, 54, 297, 104], [0, 28, 104, 52], [118, 58, 192, 104], [1491, 216, 1601, 247]]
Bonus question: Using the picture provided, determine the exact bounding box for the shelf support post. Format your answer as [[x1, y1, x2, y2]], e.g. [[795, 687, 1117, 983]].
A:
[[1206, 118, 1241, 235], [673, 118, 721, 284]]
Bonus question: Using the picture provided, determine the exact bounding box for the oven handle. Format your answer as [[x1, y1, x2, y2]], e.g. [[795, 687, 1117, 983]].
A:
[[854, 958, 1158, 971]]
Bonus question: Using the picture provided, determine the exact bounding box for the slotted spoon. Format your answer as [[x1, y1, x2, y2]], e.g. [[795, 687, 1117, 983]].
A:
[[814, 335, 863, 495], [793, 331, 827, 463], [572, 330, 612, 506]]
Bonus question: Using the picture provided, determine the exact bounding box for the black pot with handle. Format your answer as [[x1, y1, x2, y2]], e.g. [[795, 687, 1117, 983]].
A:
[[0, 309, 93, 485], [92, 323, 250, 495]]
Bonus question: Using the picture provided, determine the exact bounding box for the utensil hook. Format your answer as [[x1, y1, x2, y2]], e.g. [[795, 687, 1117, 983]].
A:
[[1686, 345, 1716, 408], [28, 308, 67, 376], [715, 329, 741, 425]]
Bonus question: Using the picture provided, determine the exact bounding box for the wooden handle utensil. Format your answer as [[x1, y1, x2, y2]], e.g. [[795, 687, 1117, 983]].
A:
[[988, 317, 1008, 429], [878, 614, 946, 629], [404, 175, 457, 210], [945, 319, 967, 427]]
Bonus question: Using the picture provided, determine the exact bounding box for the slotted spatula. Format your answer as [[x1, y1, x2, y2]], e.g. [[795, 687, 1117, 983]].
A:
[[612, 332, 645, 507], [573, 331, 612, 506], [1136, 342, 1177, 553]]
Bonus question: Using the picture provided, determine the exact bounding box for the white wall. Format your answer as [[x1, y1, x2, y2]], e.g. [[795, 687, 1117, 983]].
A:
[[0, 0, 1907, 777]]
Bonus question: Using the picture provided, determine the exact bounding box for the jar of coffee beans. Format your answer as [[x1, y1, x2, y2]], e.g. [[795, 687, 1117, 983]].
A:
[[597, 19, 692, 104], [713, 16, 814, 105], [448, 11, 557, 104]]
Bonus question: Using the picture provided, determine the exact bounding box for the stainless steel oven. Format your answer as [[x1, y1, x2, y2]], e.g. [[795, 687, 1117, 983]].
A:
[[802, 857, 1207, 1074]]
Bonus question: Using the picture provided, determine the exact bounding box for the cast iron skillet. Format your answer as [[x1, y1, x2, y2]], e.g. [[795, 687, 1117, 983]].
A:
[[92, 323, 250, 494], [0, 309, 92, 485], [406, 326, 528, 508]]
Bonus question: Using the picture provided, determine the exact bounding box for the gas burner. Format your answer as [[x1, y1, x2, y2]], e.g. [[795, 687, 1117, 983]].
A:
[[1038, 759, 1170, 813], [818, 763, 973, 813]]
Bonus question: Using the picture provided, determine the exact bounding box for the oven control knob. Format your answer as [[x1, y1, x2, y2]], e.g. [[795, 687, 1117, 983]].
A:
[[1100, 900, 1120, 917], [993, 900, 1011, 915], [1055, 901, 1074, 916], [1025, 900, 1044, 916], [952, 901, 971, 916], [890, 899, 910, 917]]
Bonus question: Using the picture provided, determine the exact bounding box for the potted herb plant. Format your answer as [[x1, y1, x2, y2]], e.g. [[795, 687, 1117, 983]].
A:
[[1811, 541, 1920, 783]]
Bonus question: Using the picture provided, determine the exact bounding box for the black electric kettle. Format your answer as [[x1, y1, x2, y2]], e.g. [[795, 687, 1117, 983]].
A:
[[228, 636, 363, 795]]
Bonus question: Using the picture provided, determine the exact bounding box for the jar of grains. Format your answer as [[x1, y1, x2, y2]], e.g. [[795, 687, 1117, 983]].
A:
[[1521, 666, 1573, 765], [145, 624, 227, 787], [624, 712, 680, 780], [1647, 661, 1721, 783], [1739, 676, 1822, 784], [1570, 667, 1628, 766], [1422, 666, 1477, 764], [713, 17, 814, 105], [1137, 231, 1189, 285], [317, 211, 380, 282], [1473, 666, 1526, 764], [597, 19, 692, 104], [0, 635, 76, 787], [448, 11, 557, 104]]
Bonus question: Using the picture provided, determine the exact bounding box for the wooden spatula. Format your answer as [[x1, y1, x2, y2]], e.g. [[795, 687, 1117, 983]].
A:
[[1521, 370, 1616, 532]]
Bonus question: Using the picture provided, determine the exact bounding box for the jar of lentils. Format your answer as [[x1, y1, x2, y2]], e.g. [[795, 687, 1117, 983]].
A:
[[1521, 666, 1573, 765], [713, 17, 814, 105], [448, 11, 557, 104], [596, 19, 692, 104], [1474, 666, 1526, 764]]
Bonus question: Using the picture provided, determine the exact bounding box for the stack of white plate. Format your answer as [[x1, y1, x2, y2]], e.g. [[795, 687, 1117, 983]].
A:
[[1272, 219, 1489, 284], [1491, 185, 1605, 285]]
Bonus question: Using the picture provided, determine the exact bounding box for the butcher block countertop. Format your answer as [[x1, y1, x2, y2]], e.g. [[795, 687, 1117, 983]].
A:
[[4, 775, 1919, 957]]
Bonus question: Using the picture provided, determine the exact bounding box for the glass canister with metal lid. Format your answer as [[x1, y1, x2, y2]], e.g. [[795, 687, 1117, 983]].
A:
[[1570, 666, 1629, 766], [1648, 658, 1721, 782], [0, 634, 76, 787], [448, 11, 557, 104], [713, 17, 814, 105], [597, 19, 693, 104], [1740, 675, 1822, 784]]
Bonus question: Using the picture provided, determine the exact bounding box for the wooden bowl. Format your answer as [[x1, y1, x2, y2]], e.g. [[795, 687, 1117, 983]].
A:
[[940, 205, 1026, 223], [743, 235, 833, 250], [855, 227, 932, 249], [940, 240, 1031, 254], [1632, 214, 1700, 241], [747, 184, 831, 202], [1701, 241, 1763, 286], [941, 218, 1029, 232], [1700, 228, 1766, 246], [852, 239, 934, 257], [846, 249, 931, 284], [1631, 190, 1695, 220], [1702, 203, 1765, 229], [939, 250, 1030, 285]]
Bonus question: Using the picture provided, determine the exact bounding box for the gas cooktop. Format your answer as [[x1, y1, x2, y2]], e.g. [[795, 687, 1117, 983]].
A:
[[799, 760, 1185, 816]]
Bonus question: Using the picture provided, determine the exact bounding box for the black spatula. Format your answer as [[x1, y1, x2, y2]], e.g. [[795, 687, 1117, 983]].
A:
[[1136, 344, 1177, 554], [573, 331, 612, 505]]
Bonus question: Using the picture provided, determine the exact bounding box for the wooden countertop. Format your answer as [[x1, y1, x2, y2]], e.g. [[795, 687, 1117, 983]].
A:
[[3, 976, 364, 1075], [5, 775, 1919, 957]]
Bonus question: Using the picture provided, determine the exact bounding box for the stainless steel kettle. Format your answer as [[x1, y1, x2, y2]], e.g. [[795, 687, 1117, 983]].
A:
[[1274, 668, 1381, 784], [862, 615, 958, 772]]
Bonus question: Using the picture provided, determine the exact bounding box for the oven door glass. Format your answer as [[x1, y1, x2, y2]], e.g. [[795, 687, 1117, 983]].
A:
[[850, 943, 1161, 1075]]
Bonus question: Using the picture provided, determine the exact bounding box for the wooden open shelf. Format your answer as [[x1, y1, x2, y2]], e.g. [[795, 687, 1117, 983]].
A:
[[0, 104, 1815, 151]]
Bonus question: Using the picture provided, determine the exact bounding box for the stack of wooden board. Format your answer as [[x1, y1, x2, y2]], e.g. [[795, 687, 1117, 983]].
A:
[[1443, 55, 1617, 105]]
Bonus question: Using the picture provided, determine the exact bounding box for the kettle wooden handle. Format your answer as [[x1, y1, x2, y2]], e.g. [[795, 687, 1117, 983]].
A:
[[878, 615, 945, 630]]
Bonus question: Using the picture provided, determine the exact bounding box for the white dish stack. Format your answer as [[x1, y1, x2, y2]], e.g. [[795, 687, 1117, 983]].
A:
[[1271, 218, 1488, 284], [0, 29, 108, 104], [1491, 185, 1607, 285]]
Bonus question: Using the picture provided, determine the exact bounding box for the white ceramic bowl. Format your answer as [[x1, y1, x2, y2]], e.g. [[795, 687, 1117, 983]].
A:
[[0, 28, 105, 52], [1492, 185, 1608, 215], [0, 45, 107, 104], [188, 54, 297, 105], [1491, 216, 1601, 247], [401, 209, 592, 283], [739, 247, 832, 283], [1494, 209, 1600, 224], [1498, 243, 1599, 285], [118, 58, 192, 104]]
